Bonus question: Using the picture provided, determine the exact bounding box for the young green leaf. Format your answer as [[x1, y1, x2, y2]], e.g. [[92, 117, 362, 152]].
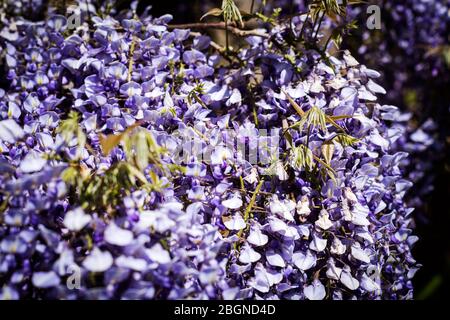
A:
[[282, 89, 305, 117], [200, 7, 223, 21]]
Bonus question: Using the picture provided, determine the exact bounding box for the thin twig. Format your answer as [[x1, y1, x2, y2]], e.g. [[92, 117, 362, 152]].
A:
[[235, 179, 265, 248], [323, 32, 333, 51], [242, 180, 264, 223], [168, 22, 269, 38], [306, 124, 312, 147], [313, 11, 326, 41], [127, 36, 137, 82], [297, 11, 310, 41], [281, 88, 305, 117]]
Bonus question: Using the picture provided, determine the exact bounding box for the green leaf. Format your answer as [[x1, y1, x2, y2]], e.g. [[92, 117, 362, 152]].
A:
[[57, 111, 80, 143], [328, 114, 353, 121], [308, 106, 327, 132], [99, 132, 126, 156], [282, 119, 294, 149], [282, 89, 305, 117], [334, 133, 360, 147], [291, 145, 314, 171], [222, 0, 243, 26], [312, 153, 337, 183], [149, 170, 158, 183], [127, 163, 149, 185], [310, 0, 346, 18], [287, 105, 328, 133], [99, 122, 140, 156], [61, 166, 78, 184], [321, 140, 335, 165], [200, 7, 223, 21], [325, 114, 346, 132], [76, 128, 86, 159], [187, 83, 207, 108]]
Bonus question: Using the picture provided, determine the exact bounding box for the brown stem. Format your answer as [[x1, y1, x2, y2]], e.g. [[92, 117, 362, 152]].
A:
[[168, 22, 269, 38]]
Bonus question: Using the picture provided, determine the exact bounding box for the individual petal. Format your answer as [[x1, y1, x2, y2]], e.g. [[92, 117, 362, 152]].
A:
[[32, 271, 60, 288], [120, 81, 142, 97], [104, 223, 134, 246], [115, 256, 148, 271], [226, 88, 242, 105], [211, 146, 233, 165], [292, 250, 316, 271], [367, 79, 386, 94], [296, 196, 311, 217], [83, 247, 113, 272], [315, 209, 333, 230], [187, 186, 206, 201], [19, 151, 46, 173], [239, 244, 261, 264], [340, 267, 359, 290], [23, 93, 41, 113], [350, 243, 371, 264], [222, 195, 243, 209], [330, 237, 346, 255], [269, 195, 295, 222], [182, 49, 206, 64], [268, 217, 299, 239], [309, 234, 327, 252], [185, 162, 207, 177], [266, 250, 286, 268], [146, 243, 171, 264], [135, 210, 175, 233], [63, 207, 92, 232], [326, 259, 342, 280], [223, 213, 246, 230], [194, 65, 214, 78], [107, 62, 128, 81], [360, 273, 380, 292], [303, 280, 326, 300], [247, 226, 269, 247], [0, 119, 25, 143]]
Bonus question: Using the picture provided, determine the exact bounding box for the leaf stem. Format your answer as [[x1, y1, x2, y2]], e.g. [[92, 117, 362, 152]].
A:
[[225, 19, 229, 53], [127, 35, 136, 82], [313, 11, 325, 41], [235, 179, 265, 246], [243, 179, 264, 223]]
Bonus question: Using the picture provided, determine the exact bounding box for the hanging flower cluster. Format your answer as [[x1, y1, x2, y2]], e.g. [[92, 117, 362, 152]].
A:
[[249, 0, 448, 219], [0, 0, 419, 299]]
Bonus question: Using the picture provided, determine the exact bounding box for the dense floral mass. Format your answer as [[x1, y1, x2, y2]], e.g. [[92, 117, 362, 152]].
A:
[[0, 0, 428, 300]]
